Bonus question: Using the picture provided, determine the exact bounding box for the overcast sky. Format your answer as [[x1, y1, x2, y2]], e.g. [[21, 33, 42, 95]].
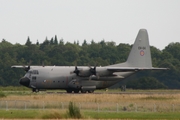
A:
[[0, 0, 180, 50]]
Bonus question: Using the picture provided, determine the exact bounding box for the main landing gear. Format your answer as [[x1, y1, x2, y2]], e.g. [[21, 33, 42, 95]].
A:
[[66, 89, 94, 93]]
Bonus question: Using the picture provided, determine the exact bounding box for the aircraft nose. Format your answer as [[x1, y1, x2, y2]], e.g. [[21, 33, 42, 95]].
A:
[[19, 77, 30, 87]]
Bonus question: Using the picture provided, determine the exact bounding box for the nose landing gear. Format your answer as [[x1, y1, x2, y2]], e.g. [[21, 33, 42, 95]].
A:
[[32, 88, 39, 92]]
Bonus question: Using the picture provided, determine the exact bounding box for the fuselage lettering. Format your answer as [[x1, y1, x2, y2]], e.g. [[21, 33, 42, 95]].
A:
[[138, 46, 146, 50]]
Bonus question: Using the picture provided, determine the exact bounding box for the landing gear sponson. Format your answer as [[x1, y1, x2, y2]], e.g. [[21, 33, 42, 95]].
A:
[[66, 89, 94, 93], [31, 88, 94, 93]]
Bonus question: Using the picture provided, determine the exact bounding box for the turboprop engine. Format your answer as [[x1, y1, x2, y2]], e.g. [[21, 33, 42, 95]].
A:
[[71, 66, 113, 79]]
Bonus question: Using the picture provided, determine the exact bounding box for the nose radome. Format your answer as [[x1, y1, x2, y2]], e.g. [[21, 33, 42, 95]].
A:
[[19, 77, 30, 87]]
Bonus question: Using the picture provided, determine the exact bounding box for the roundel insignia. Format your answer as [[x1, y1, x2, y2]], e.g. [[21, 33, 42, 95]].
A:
[[140, 50, 144, 56]]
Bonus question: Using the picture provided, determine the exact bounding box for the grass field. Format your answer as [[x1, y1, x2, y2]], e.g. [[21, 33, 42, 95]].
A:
[[0, 87, 180, 119], [0, 110, 180, 119]]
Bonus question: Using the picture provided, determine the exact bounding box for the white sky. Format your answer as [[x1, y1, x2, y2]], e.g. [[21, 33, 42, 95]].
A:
[[0, 0, 180, 50]]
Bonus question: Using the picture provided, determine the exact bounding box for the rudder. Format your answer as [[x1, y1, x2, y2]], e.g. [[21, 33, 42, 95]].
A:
[[109, 29, 152, 68], [126, 29, 152, 67]]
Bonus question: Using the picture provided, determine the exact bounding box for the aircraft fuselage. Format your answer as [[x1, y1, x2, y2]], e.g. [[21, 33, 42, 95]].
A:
[[20, 66, 134, 93]]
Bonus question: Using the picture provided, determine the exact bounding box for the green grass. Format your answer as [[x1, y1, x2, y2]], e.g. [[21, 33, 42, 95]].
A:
[[0, 109, 66, 119], [67, 101, 82, 118], [0, 91, 6, 98], [0, 86, 30, 91], [0, 110, 180, 119], [141, 96, 175, 100], [0, 110, 39, 119], [84, 111, 180, 119]]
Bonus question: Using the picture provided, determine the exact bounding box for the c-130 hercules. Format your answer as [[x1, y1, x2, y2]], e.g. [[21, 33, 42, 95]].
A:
[[12, 29, 168, 93]]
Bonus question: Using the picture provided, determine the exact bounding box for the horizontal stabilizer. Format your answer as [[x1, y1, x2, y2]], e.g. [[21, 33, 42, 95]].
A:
[[107, 67, 169, 72], [11, 65, 41, 69], [11, 65, 28, 69]]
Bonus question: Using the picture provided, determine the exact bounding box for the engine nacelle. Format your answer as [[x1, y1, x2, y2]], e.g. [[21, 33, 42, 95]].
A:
[[96, 67, 112, 77], [73, 67, 113, 77], [78, 68, 91, 77]]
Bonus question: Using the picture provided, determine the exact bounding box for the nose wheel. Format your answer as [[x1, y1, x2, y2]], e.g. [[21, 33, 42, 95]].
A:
[[32, 88, 39, 92]]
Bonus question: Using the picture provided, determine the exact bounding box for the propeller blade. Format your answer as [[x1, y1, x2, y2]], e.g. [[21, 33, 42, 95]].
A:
[[89, 65, 100, 79], [24, 60, 32, 72], [90, 66, 96, 75], [73, 66, 80, 76], [42, 61, 45, 67]]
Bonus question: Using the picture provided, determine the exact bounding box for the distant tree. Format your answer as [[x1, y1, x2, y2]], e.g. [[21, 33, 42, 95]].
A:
[[36, 40, 39, 45], [127, 77, 168, 89], [164, 42, 180, 60], [54, 35, 58, 45], [2, 39, 6, 42], [82, 39, 87, 46], [106, 41, 116, 46], [50, 37, 54, 45], [25, 36, 31, 46], [0, 39, 13, 49], [73, 41, 76, 45], [91, 39, 95, 44], [42, 37, 50, 45], [99, 40, 106, 47], [117, 43, 131, 62], [77, 40, 79, 46], [59, 38, 64, 45]]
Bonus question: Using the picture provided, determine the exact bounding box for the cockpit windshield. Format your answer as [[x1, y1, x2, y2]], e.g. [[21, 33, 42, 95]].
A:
[[27, 70, 39, 74], [32, 70, 39, 74], [25, 70, 39, 78]]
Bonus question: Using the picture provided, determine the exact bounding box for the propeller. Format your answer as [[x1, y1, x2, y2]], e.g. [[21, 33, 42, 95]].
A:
[[89, 65, 99, 80], [42, 61, 45, 67], [89, 66, 96, 75], [72, 66, 80, 76], [24, 60, 32, 72]]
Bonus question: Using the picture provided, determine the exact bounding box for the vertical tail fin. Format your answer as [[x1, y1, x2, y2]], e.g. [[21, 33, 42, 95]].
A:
[[126, 29, 152, 67], [109, 29, 152, 67]]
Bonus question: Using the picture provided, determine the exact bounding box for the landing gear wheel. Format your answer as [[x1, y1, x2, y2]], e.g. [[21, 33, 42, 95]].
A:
[[81, 90, 87, 93], [74, 90, 79, 93], [66, 90, 72, 93], [88, 90, 94, 93]]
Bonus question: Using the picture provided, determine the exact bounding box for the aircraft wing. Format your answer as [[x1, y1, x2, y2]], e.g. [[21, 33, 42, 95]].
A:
[[107, 67, 169, 72], [11, 65, 42, 68], [11, 65, 28, 69]]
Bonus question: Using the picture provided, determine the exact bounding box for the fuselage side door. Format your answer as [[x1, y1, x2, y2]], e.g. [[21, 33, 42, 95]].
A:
[[30, 70, 39, 88]]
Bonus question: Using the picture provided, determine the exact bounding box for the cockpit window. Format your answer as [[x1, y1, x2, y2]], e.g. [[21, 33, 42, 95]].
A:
[[32, 70, 39, 74], [28, 71, 32, 74]]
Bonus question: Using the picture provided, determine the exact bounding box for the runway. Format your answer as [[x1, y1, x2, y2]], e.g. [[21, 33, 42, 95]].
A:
[[46, 90, 180, 95]]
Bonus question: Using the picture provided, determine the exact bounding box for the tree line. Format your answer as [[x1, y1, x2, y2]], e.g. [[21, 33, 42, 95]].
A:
[[0, 36, 180, 89]]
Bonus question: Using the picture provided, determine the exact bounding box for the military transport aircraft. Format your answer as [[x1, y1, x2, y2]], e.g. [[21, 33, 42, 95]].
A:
[[12, 29, 168, 93]]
